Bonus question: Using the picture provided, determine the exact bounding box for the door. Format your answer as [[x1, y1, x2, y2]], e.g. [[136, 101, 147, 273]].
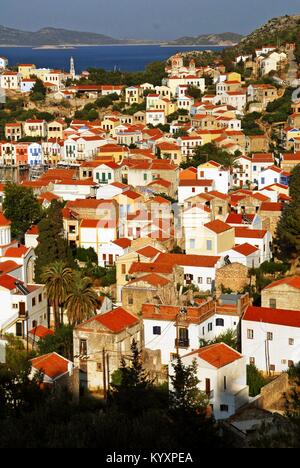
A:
[[205, 378, 211, 396]]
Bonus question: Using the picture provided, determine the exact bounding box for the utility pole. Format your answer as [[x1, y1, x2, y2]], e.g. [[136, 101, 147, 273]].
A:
[[106, 352, 110, 397], [102, 348, 107, 401]]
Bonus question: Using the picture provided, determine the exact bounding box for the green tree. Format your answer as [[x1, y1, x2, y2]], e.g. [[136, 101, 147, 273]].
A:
[[35, 200, 75, 282], [200, 329, 238, 350], [275, 165, 300, 262], [247, 364, 267, 397], [111, 340, 155, 415], [3, 183, 42, 241], [30, 78, 47, 102], [65, 272, 99, 326], [170, 356, 209, 413], [41, 261, 73, 329], [37, 325, 74, 361]]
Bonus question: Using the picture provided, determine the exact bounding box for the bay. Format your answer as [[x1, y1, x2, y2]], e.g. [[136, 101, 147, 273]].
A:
[[0, 45, 224, 73]]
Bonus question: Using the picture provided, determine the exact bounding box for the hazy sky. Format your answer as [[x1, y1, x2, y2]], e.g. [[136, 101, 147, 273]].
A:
[[1, 0, 300, 40]]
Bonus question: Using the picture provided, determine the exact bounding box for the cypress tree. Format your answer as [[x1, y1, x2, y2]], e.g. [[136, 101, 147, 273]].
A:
[[35, 200, 75, 282]]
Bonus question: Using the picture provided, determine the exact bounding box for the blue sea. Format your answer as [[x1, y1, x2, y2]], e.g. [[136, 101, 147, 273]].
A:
[[0, 45, 223, 72]]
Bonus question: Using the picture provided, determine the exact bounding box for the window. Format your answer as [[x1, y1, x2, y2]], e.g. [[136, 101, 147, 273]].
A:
[[122, 264, 126, 275], [250, 357, 255, 366], [216, 318, 224, 327], [128, 296, 133, 305], [96, 362, 102, 372], [269, 364, 275, 372], [198, 277, 203, 284], [189, 239, 196, 249], [224, 376, 227, 390], [289, 338, 294, 346], [206, 240, 212, 251], [153, 326, 161, 335], [32, 297, 36, 307], [267, 332, 273, 341], [269, 298, 276, 308], [261, 177, 265, 185], [247, 329, 254, 340], [208, 323, 213, 332], [220, 405, 229, 412], [79, 339, 87, 356], [38, 293, 42, 303], [207, 277, 212, 284]]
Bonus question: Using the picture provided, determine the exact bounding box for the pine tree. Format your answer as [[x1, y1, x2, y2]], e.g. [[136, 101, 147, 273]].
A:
[[170, 356, 209, 413], [35, 200, 75, 283]]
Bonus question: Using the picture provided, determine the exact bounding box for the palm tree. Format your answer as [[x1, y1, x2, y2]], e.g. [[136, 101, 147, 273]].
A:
[[65, 272, 99, 326], [41, 261, 73, 329]]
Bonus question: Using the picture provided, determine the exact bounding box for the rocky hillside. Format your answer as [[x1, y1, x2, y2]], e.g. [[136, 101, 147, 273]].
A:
[[168, 32, 243, 46], [237, 15, 300, 53], [0, 25, 121, 46]]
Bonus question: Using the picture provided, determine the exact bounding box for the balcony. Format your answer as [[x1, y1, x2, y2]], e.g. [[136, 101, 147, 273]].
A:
[[175, 338, 190, 349]]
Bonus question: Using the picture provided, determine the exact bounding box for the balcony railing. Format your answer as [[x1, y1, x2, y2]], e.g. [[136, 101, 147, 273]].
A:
[[175, 338, 190, 349]]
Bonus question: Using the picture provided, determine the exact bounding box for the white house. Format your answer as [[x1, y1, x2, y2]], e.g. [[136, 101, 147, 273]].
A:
[[96, 182, 128, 200], [0, 72, 21, 90], [233, 155, 252, 188], [171, 343, 249, 420], [197, 162, 232, 194], [21, 79, 36, 93], [242, 305, 300, 373], [93, 162, 122, 185], [0, 57, 8, 70], [28, 143, 43, 166], [251, 154, 275, 185], [234, 227, 272, 263], [98, 238, 132, 267], [154, 252, 222, 292], [0, 274, 47, 337], [222, 243, 261, 268], [258, 166, 283, 190], [146, 110, 166, 127], [178, 180, 214, 204]]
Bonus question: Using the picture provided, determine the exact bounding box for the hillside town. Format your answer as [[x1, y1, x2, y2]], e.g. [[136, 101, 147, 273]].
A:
[[1, 25, 300, 449]]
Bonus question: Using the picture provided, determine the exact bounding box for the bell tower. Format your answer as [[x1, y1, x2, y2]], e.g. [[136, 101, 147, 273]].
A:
[[70, 57, 76, 80]]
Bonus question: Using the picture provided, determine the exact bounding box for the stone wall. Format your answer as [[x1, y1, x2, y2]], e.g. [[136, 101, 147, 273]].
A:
[[253, 373, 289, 410], [216, 263, 250, 296]]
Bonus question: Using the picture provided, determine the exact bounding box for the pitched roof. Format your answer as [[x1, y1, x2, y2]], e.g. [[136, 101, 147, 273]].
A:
[[4, 245, 29, 258], [29, 326, 54, 339], [112, 238, 132, 249], [31, 353, 70, 380], [0, 213, 11, 227], [179, 179, 213, 187], [204, 220, 233, 234], [0, 274, 19, 291], [127, 273, 170, 287], [89, 307, 139, 333], [243, 305, 300, 328], [232, 243, 259, 256], [185, 343, 242, 368], [136, 246, 161, 258], [234, 227, 267, 239], [260, 202, 283, 212], [263, 276, 300, 291], [155, 253, 220, 268]]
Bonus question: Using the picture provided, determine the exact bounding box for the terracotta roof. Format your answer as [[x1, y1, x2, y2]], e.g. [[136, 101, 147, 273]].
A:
[[260, 202, 283, 212], [129, 262, 174, 275], [0, 212, 11, 227], [232, 243, 259, 256], [127, 273, 170, 287], [4, 245, 29, 258], [88, 307, 139, 333], [31, 353, 70, 380], [26, 225, 39, 235], [136, 246, 161, 258], [155, 253, 220, 268], [185, 343, 242, 368], [112, 238, 132, 249], [179, 179, 213, 187], [0, 261, 19, 274], [243, 305, 300, 328], [0, 274, 19, 290], [29, 326, 54, 339], [204, 220, 233, 234], [235, 227, 267, 239], [263, 276, 300, 291]]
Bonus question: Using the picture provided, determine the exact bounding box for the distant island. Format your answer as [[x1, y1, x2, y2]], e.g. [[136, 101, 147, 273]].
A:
[[0, 25, 243, 47]]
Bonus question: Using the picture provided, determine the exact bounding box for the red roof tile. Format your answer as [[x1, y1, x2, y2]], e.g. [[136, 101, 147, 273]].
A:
[[31, 353, 70, 380], [243, 306, 300, 328], [29, 326, 54, 339], [186, 343, 242, 368], [91, 307, 139, 333], [263, 276, 300, 291], [204, 220, 233, 234]]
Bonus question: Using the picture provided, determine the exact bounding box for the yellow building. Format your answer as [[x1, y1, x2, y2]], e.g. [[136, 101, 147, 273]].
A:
[[18, 64, 36, 79]]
